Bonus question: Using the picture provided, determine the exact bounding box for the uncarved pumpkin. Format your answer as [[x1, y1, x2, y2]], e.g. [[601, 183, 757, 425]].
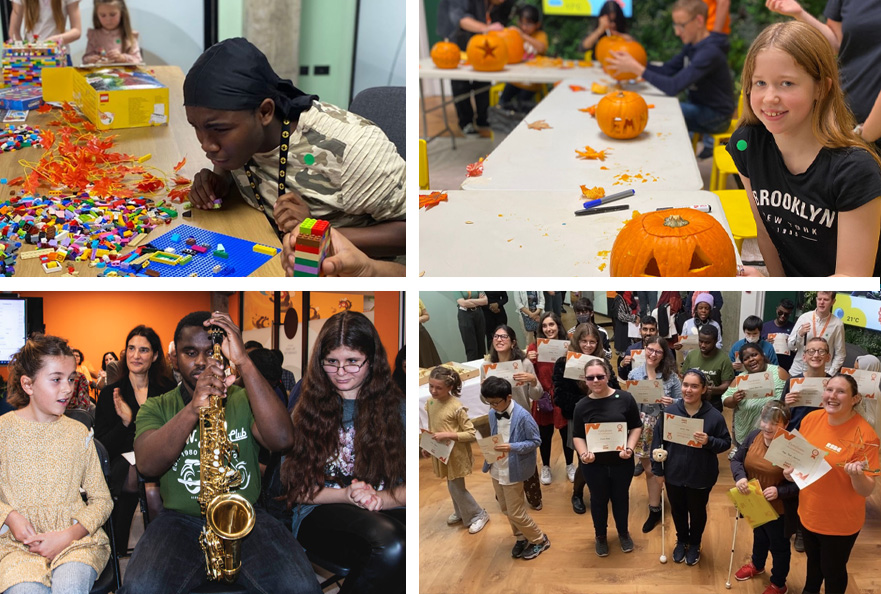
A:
[[490, 28, 524, 64], [594, 34, 623, 66], [610, 209, 737, 277], [601, 39, 647, 81], [466, 34, 508, 72], [431, 39, 460, 69], [596, 90, 648, 139]]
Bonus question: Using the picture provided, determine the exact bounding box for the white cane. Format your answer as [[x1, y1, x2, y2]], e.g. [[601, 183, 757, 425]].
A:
[[725, 510, 740, 589], [652, 447, 668, 563]]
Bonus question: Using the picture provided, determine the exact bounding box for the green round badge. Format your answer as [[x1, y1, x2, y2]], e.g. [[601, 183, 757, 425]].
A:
[[304, 153, 315, 165], [736, 139, 747, 151]]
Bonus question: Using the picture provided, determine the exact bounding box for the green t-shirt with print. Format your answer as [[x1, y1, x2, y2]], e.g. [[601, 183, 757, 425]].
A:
[[681, 349, 736, 390], [135, 384, 259, 518]]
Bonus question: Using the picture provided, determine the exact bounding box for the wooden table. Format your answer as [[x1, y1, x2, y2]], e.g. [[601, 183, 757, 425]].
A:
[[459, 78, 703, 192], [1, 65, 283, 277], [419, 190, 741, 276]]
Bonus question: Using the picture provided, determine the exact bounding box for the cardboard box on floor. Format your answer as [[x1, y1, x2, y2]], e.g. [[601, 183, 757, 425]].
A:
[[42, 66, 168, 130]]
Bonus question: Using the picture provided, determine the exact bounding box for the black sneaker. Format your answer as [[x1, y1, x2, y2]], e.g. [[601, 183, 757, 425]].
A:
[[521, 535, 550, 560], [620, 533, 634, 553], [511, 539, 529, 558], [634, 463, 645, 477], [697, 145, 713, 159], [642, 507, 662, 533], [461, 123, 480, 136], [673, 541, 688, 563], [595, 536, 609, 557], [794, 529, 805, 553], [686, 545, 701, 566], [571, 494, 586, 514]]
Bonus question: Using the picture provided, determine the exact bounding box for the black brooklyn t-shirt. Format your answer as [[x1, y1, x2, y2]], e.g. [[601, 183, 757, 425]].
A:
[[572, 390, 642, 465], [727, 125, 881, 277]]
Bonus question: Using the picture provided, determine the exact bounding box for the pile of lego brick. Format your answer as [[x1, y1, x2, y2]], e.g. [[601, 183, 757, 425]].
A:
[[0, 125, 44, 153], [2, 40, 66, 86], [292, 218, 331, 277], [0, 189, 180, 276]]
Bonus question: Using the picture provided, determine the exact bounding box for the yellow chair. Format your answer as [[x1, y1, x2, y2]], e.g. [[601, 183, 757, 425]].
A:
[[710, 145, 739, 191], [708, 90, 744, 177], [419, 139, 429, 190], [714, 189, 757, 254], [489, 83, 505, 107]]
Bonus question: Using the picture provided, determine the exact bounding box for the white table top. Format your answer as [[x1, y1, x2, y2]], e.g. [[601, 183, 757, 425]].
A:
[[419, 359, 490, 430], [419, 56, 615, 84], [419, 190, 742, 276], [459, 78, 702, 192]]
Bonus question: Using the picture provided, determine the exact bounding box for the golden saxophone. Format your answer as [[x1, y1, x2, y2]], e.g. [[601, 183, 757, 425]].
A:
[[197, 325, 256, 583]]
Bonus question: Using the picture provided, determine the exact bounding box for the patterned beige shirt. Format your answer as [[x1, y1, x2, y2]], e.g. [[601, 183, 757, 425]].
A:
[[0, 413, 111, 591], [230, 100, 406, 229]]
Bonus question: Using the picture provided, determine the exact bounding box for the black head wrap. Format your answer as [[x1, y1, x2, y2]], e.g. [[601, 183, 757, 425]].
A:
[[184, 38, 318, 120]]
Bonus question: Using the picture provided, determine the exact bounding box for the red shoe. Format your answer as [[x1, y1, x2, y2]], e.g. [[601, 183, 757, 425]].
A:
[[734, 561, 765, 581], [762, 583, 787, 594]]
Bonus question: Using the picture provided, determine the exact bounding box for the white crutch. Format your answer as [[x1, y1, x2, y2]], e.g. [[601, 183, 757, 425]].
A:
[[725, 510, 740, 589], [652, 446, 668, 564]]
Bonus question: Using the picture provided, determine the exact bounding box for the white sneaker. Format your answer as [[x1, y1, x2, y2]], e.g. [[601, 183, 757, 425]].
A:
[[468, 511, 490, 534], [540, 465, 552, 485], [447, 512, 462, 525], [566, 463, 576, 482]]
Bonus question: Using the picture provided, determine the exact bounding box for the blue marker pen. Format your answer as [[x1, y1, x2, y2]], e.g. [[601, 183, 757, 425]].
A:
[[582, 188, 635, 209]]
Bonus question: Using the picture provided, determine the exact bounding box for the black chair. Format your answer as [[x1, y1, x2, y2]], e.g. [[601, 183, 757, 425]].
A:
[[348, 86, 406, 160], [91, 439, 122, 594]]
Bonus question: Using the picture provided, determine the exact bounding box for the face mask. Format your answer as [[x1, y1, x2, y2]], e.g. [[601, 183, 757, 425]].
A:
[[745, 335, 759, 343], [576, 314, 591, 324]]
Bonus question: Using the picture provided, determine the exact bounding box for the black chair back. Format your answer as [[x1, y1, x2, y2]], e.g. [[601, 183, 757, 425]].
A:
[[348, 86, 406, 160], [90, 438, 122, 594]]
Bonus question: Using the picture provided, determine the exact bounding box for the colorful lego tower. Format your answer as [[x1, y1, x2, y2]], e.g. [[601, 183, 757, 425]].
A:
[[292, 218, 331, 277], [2, 40, 67, 87]]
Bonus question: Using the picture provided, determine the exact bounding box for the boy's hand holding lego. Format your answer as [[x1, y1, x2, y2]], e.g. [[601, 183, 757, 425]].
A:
[[190, 168, 229, 209], [273, 190, 311, 233]]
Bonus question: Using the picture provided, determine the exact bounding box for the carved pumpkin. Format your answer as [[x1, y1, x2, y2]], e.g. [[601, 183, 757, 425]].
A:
[[431, 39, 460, 69], [610, 209, 737, 277], [596, 90, 648, 139], [466, 33, 508, 72], [490, 28, 524, 64], [601, 39, 647, 81]]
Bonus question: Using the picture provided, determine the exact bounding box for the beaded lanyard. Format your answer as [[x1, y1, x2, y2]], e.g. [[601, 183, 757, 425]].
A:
[[242, 118, 291, 240]]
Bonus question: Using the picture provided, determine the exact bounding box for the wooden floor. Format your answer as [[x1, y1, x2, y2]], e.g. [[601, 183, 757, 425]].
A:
[[418, 406, 881, 594]]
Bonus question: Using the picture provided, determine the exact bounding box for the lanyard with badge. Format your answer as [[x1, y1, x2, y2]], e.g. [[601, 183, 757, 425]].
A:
[[242, 118, 292, 241]]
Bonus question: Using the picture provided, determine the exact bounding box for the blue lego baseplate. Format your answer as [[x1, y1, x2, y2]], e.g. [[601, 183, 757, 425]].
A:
[[142, 224, 279, 277]]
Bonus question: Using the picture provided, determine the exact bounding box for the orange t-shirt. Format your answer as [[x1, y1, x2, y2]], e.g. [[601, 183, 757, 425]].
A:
[[704, 0, 731, 35], [798, 410, 880, 536]]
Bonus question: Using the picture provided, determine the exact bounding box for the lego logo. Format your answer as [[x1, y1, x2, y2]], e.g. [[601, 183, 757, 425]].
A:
[[100, 93, 110, 102]]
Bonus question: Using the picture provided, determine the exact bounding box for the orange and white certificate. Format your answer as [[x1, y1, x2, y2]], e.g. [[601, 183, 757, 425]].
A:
[[787, 377, 827, 408], [767, 333, 791, 355], [563, 351, 601, 380], [419, 429, 455, 464], [537, 338, 570, 363], [731, 371, 775, 399], [662, 413, 704, 448], [764, 428, 831, 489], [585, 422, 627, 453], [629, 349, 646, 370], [622, 379, 665, 405], [841, 368, 880, 401], [477, 434, 507, 463], [482, 360, 525, 386]]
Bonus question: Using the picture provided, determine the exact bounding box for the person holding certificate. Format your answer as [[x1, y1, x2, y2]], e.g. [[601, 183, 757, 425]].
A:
[[651, 370, 731, 566], [627, 336, 682, 533], [480, 324, 543, 509], [722, 343, 789, 454], [526, 312, 572, 486], [423, 366, 488, 534], [730, 402, 799, 594], [572, 358, 642, 557], [786, 374, 880, 594], [677, 294, 723, 355], [554, 323, 620, 515], [785, 337, 832, 432]]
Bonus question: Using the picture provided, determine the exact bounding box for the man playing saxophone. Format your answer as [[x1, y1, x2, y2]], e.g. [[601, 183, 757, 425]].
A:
[[119, 311, 321, 594]]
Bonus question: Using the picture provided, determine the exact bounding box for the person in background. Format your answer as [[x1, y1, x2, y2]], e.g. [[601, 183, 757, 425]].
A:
[[681, 325, 735, 412], [393, 346, 406, 395], [762, 299, 796, 372], [81, 0, 142, 64], [611, 292, 640, 364], [419, 299, 443, 368], [514, 291, 544, 346], [498, 4, 548, 113], [567, 297, 611, 354], [71, 349, 98, 392], [730, 315, 779, 374], [458, 291, 488, 361], [788, 292, 845, 376], [271, 349, 297, 395], [249, 347, 288, 407], [617, 316, 658, 380], [482, 292, 509, 353], [581, 0, 632, 53], [95, 351, 119, 393], [678, 294, 723, 355], [653, 291, 683, 340], [9, 0, 82, 50]]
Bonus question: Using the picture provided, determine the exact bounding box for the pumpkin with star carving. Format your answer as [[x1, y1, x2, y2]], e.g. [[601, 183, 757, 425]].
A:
[[466, 33, 508, 71], [610, 209, 737, 277]]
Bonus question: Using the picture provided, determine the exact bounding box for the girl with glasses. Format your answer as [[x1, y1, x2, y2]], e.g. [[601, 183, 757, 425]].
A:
[[626, 336, 682, 533], [554, 323, 619, 515], [282, 311, 405, 594], [651, 369, 731, 566], [481, 324, 543, 510], [571, 358, 641, 557], [784, 336, 832, 432]]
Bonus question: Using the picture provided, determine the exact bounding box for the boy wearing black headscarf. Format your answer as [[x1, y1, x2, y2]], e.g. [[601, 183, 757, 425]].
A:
[[184, 38, 405, 259]]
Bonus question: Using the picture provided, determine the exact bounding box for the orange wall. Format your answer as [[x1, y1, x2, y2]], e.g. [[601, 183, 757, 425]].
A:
[[2, 291, 400, 380]]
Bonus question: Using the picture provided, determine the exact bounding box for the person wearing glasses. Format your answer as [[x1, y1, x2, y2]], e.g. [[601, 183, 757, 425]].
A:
[[604, 0, 735, 158], [626, 336, 682, 534], [481, 324, 543, 510], [572, 358, 641, 557], [762, 299, 796, 373], [281, 311, 405, 594], [787, 292, 846, 377]]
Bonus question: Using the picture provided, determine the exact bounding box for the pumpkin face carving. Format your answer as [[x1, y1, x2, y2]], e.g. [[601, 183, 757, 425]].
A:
[[596, 91, 648, 139], [466, 34, 508, 71], [610, 209, 737, 277], [490, 28, 524, 64], [431, 39, 460, 69]]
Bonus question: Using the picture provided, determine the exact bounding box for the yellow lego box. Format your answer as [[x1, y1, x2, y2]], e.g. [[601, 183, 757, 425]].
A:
[[42, 66, 168, 130]]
